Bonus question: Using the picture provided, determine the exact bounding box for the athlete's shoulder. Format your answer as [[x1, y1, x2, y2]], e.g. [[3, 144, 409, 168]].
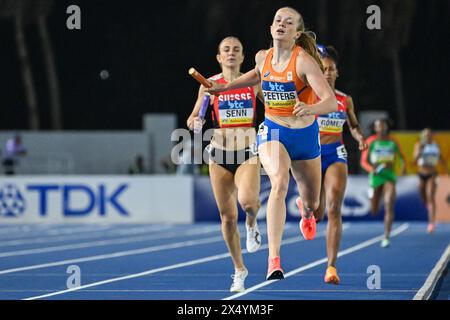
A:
[[208, 73, 223, 81], [366, 134, 378, 145], [256, 49, 269, 64], [335, 89, 348, 97]]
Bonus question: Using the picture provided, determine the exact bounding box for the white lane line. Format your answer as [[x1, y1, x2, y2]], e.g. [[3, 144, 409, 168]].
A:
[[413, 244, 450, 300], [0, 225, 188, 247], [0, 225, 52, 236], [0, 236, 226, 276], [0, 225, 111, 238], [22, 224, 349, 300], [0, 225, 224, 258], [0, 224, 276, 275], [224, 223, 410, 300]]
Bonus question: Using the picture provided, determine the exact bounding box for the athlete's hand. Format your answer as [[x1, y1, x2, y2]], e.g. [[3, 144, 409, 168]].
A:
[[293, 102, 313, 117], [205, 83, 226, 96], [358, 138, 368, 151], [187, 116, 205, 131]]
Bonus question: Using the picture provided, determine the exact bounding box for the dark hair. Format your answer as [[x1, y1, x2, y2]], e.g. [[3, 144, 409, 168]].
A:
[[371, 117, 393, 135], [318, 45, 339, 66]]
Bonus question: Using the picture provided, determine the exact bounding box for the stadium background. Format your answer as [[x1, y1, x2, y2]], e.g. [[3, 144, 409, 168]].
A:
[[0, 0, 449, 222]]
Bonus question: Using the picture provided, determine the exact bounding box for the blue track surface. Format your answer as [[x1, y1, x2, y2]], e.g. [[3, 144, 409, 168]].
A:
[[0, 222, 448, 300]]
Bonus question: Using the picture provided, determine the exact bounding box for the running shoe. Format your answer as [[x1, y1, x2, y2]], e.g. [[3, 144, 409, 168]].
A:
[[266, 256, 284, 280], [427, 223, 435, 234], [380, 238, 390, 248], [230, 268, 248, 292], [324, 266, 340, 285], [297, 197, 316, 240], [246, 221, 262, 253]]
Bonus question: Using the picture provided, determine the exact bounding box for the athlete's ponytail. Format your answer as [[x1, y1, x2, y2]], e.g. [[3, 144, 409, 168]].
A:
[[296, 31, 324, 72]]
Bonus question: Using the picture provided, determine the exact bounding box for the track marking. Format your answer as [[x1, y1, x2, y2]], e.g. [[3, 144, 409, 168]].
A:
[[224, 223, 409, 300], [3, 289, 419, 293], [0, 225, 224, 258], [413, 244, 450, 300], [22, 224, 349, 300], [0, 225, 174, 245]]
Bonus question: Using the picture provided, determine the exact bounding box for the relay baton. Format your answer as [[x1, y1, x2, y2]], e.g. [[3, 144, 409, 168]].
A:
[[188, 68, 212, 88], [198, 94, 210, 120]]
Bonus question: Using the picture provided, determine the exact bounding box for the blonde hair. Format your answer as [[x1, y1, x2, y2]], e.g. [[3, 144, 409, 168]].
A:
[[281, 7, 324, 71]]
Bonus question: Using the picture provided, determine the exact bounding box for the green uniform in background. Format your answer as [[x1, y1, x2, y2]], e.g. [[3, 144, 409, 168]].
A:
[[368, 139, 404, 188]]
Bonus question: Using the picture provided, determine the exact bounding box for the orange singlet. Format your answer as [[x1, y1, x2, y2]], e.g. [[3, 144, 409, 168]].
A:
[[261, 46, 316, 117]]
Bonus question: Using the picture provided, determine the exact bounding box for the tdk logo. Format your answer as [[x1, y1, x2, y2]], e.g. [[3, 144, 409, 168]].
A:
[[0, 183, 129, 217], [27, 184, 129, 216], [0, 184, 26, 217]]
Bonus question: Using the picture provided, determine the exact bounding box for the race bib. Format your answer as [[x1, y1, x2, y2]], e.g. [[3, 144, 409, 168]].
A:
[[218, 99, 253, 126], [337, 145, 347, 160]]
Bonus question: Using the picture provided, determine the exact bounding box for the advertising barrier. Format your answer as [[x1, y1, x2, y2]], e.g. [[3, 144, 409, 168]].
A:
[[0, 176, 193, 224], [1, 175, 446, 224], [194, 175, 441, 222]]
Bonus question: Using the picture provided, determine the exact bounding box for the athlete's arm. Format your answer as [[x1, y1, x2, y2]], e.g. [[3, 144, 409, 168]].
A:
[[206, 50, 266, 95], [413, 141, 422, 164], [346, 96, 368, 151], [360, 135, 377, 173], [293, 51, 337, 117], [254, 83, 264, 104], [187, 84, 208, 130]]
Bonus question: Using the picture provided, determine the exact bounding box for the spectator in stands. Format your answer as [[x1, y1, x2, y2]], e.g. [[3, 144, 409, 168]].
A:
[[160, 152, 177, 174], [128, 154, 146, 174], [2, 133, 27, 175]]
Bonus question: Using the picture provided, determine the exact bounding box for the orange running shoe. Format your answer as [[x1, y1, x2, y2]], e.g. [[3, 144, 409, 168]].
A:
[[297, 198, 316, 240], [427, 223, 435, 234], [266, 257, 284, 280], [324, 266, 340, 285]]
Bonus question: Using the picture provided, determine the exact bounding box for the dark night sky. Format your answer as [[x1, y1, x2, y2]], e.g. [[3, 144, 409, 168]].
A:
[[1, 0, 449, 131]]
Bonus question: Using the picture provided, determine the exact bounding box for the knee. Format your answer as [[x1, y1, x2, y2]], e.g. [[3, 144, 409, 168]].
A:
[[326, 200, 342, 220], [270, 177, 289, 199], [219, 209, 237, 225], [238, 197, 260, 214]]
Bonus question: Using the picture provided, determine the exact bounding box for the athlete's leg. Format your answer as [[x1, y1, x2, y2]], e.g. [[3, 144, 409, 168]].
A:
[[291, 156, 322, 218], [258, 141, 291, 259], [425, 176, 437, 225], [209, 163, 245, 271], [235, 158, 262, 252], [235, 158, 261, 228], [323, 162, 347, 268], [418, 176, 427, 204], [370, 185, 384, 216], [314, 178, 326, 222], [382, 181, 396, 239]]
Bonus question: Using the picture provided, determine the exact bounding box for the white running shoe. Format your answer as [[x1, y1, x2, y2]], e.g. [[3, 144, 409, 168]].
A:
[[246, 221, 262, 253], [230, 268, 248, 292]]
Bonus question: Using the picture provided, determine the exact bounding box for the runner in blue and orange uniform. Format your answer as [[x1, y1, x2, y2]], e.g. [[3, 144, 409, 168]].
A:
[[314, 45, 368, 284], [187, 37, 262, 292], [208, 7, 337, 280]]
